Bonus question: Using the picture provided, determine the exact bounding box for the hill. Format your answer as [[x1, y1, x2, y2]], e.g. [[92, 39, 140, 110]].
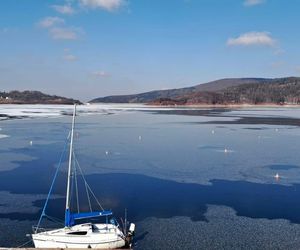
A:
[[90, 78, 271, 103], [90, 77, 300, 105], [0, 90, 82, 105]]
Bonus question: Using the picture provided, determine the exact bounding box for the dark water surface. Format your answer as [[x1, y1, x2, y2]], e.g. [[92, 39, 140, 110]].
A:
[[3, 171, 300, 224]]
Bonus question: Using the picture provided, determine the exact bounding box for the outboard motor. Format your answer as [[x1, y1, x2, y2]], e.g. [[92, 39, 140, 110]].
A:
[[125, 223, 136, 248], [128, 223, 135, 236]]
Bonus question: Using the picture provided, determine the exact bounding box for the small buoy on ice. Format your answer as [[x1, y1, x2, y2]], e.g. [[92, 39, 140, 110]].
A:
[[30, 141, 33, 146], [224, 148, 228, 153], [138, 135, 142, 140], [105, 151, 109, 155], [211, 130, 215, 134]]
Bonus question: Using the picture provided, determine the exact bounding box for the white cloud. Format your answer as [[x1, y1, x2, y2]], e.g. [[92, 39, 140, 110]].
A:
[[93, 70, 110, 77], [37, 17, 65, 28], [37, 16, 83, 41], [63, 54, 77, 61], [244, 0, 265, 6], [52, 4, 76, 15], [79, 0, 125, 11], [49, 27, 79, 40], [227, 32, 275, 47], [62, 48, 78, 61]]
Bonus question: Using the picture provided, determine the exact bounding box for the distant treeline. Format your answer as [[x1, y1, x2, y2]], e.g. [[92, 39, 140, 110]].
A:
[[172, 77, 300, 105], [0, 90, 81, 105]]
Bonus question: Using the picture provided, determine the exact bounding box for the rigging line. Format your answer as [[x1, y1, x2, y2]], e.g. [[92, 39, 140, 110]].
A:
[[73, 153, 104, 211], [16, 238, 33, 248], [86, 182, 104, 211], [73, 151, 80, 213], [44, 215, 65, 226], [44, 214, 64, 223], [85, 179, 92, 212], [73, 152, 92, 212], [74, 153, 103, 211], [35, 135, 69, 233]]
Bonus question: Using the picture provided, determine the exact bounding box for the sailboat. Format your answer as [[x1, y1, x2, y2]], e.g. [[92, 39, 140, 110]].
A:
[[31, 105, 135, 249]]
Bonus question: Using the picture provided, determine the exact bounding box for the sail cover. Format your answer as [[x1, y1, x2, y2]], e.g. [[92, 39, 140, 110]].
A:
[[65, 209, 113, 227]]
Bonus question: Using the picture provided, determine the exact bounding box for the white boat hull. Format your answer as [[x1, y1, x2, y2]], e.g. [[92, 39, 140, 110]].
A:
[[32, 223, 126, 249]]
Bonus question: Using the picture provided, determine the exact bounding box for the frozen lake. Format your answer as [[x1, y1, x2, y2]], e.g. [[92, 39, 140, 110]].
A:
[[1, 104, 300, 249]]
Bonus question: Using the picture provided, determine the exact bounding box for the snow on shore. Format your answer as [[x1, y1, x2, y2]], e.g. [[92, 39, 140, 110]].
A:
[[0, 103, 211, 120]]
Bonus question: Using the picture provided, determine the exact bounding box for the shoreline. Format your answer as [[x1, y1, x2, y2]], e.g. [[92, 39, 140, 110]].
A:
[[2, 102, 300, 108], [145, 103, 300, 108]]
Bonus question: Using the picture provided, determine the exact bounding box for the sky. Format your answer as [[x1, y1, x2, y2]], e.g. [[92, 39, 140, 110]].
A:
[[0, 0, 300, 101]]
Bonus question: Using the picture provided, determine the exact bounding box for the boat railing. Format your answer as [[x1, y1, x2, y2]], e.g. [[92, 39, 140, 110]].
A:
[[32, 226, 56, 233]]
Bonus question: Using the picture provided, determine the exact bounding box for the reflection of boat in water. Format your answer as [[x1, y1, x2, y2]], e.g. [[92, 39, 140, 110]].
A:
[[31, 105, 135, 248]]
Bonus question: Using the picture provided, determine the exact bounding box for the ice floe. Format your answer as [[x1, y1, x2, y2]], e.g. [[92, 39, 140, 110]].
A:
[[136, 205, 300, 250], [0, 134, 9, 139], [0, 104, 221, 120]]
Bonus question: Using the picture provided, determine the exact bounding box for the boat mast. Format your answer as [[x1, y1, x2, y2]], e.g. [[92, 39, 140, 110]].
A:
[[65, 104, 76, 226]]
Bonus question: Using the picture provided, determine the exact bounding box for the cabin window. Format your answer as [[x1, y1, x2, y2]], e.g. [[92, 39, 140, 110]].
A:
[[67, 231, 87, 235], [91, 225, 98, 232]]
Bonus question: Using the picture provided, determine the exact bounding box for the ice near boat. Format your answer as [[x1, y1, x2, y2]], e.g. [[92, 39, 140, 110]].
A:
[[31, 105, 135, 249]]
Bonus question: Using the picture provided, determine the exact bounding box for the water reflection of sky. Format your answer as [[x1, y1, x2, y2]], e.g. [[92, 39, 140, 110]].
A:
[[1, 105, 300, 249]]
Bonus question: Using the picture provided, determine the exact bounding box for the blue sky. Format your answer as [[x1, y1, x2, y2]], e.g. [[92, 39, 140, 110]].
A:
[[0, 0, 300, 101]]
